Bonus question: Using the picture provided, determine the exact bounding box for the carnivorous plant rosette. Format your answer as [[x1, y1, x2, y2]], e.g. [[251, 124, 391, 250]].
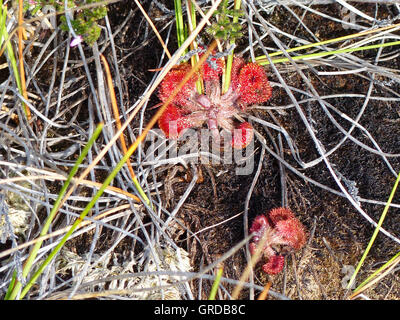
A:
[[157, 53, 272, 149], [249, 207, 306, 275]]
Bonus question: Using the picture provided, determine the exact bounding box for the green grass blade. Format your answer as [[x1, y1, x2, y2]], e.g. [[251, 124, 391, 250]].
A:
[[0, 2, 29, 118], [346, 170, 400, 290], [352, 251, 400, 296], [4, 270, 16, 300], [174, 0, 185, 50], [255, 23, 400, 62], [6, 122, 104, 300], [257, 40, 400, 66], [0, 5, 21, 92], [187, 0, 202, 94], [0, 0, 5, 39], [222, 0, 241, 94], [131, 176, 150, 205], [208, 266, 224, 300]]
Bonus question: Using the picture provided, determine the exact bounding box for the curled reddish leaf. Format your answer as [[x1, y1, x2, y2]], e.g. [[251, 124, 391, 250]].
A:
[[232, 122, 254, 149], [238, 63, 272, 106], [268, 207, 296, 225], [249, 214, 270, 243], [262, 255, 285, 275], [275, 218, 306, 250], [230, 56, 246, 89], [158, 64, 197, 107], [158, 104, 191, 139]]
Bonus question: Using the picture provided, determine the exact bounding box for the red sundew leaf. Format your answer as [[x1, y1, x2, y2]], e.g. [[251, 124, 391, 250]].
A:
[[249, 214, 270, 243], [232, 122, 254, 149], [262, 255, 285, 275], [268, 207, 296, 225], [158, 64, 197, 107], [158, 104, 190, 139], [230, 56, 246, 89], [238, 63, 272, 106], [275, 218, 306, 250], [200, 51, 225, 82]]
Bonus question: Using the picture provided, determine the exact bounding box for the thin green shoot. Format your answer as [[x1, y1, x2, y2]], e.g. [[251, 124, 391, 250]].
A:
[[222, 0, 241, 94], [174, 0, 186, 52], [186, 0, 203, 94], [0, 1, 26, 117], [5, 122, 104, 300], [350, 251, 400, 298], [208, 266, 224, 300], [256, 40, 400, 66], [255, 22, 400, 62], [346, 169, 400, 291]]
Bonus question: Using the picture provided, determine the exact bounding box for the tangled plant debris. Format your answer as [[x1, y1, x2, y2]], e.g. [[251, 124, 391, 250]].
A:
[[157, 53, 272, 149], [249, 207, 306, 275]]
